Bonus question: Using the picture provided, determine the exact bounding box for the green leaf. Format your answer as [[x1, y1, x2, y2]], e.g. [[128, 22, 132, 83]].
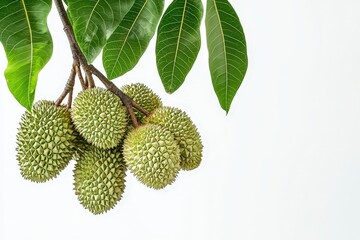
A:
[[0, 0, 53, 110], [103, 0, 164, 80], [156, 0, 203, 93], [205, 0, 248, 113], [67, 0, 134, 63]]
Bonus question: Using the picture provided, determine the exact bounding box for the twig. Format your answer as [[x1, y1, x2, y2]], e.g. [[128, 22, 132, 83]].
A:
[[132, 102, 150, 116], [74, 63, 86, 90], [55, 64, 76, 106], [67, 87, 73, 109], [85, 70, 95, 88], [89, 65, 150, 116]]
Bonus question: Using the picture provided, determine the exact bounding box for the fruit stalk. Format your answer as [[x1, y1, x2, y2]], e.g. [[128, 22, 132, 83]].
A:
[[74, 63, 87, 90], [55, 63, 76, 108]]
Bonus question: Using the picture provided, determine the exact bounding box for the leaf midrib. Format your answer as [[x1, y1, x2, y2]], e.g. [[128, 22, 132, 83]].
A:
[[169, 0, 187, 91], [84, 0, 100, 35], [109, 0, 149, 78], [21, 0, 33, 106], [213, 0, 228, 109]]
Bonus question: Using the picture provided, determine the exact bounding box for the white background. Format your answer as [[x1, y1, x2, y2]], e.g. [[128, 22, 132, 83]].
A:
[[1, 0, 360, 239]]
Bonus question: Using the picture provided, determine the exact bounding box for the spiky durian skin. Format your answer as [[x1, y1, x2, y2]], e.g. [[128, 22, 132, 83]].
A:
[[74, 146, 127, 215], [143, 107, 203, 170], [72, 130, 91, 160], [123, 124, 181, 189], [16, 100, 76, 182], [71, 88, 127, 149], [121, 83, 162, 121]]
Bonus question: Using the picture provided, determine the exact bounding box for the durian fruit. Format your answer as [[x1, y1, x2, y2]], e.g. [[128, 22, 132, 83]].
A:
[[143, 107, 203, 170], [71, 88, 127, 149], [16, 100, 76, 182], [121, 83, 162, 121], [72, 130, 91, 160], [74, 146, 127, 214], [123, 124, 180, 189]]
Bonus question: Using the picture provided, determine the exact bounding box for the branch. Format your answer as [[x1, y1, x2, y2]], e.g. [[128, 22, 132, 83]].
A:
[[74, 63, 87, 90], [55, 64, 76, 107], [67, 86, 74, 109], [54, 0, 149, 127], [89, 65, 150, 117], [132, 102, 150, 116]]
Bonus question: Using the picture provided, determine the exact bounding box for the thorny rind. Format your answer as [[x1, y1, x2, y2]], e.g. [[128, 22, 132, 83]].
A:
[[53, 0, 149, 128]]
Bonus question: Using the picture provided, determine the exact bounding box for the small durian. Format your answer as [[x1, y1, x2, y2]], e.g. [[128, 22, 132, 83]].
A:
[[16, 100, 76, 182], [143, 107, 203, 170], [74, 146, 127, 214], [121, 83, 162, 121], [123, 124, 181, 189], [71, 88, 127, 149]]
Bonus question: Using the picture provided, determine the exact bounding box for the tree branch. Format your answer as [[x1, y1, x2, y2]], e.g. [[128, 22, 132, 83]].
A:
[[54, 0, 150, 127], [55, 64, 76, 107]]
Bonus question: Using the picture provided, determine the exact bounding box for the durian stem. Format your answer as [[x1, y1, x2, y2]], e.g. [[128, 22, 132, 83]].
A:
[[55, 64, 76, 107], [54, 0, 149, 127], [132, 102, 150, 116], [86, 71, 96, 88], [75, 63, 87, 90], [67, 86, 73, 109]]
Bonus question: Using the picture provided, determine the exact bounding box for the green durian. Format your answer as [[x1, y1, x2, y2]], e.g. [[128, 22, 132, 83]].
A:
[[143, 107, 203, 170], [72, 130, 91, 160], [74, 146, 127, 215], [71, 88, 128, 149], [121, 83, 162, 121], [16, 100, 76, 182], [123, 124, 181, 189]]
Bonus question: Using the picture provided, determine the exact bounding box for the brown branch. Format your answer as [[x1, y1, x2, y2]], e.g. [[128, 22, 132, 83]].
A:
[[74, 63, 87, 90], [84, 75, 89, 88], [132, 102, 150, 116], [55, 65, 76, 106], [126, 106, 139, 128], [88, 66, 130, 101], [67, 87, 73, 109], [85, 70, 95, 88], [88, 65, 139, 127], [54, 0, 148, 128], [54, 0, 78, 57], [89, 65, 150, 117]]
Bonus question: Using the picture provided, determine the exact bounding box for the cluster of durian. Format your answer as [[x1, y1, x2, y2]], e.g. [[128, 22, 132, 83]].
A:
[[16, 83, 203, 214]]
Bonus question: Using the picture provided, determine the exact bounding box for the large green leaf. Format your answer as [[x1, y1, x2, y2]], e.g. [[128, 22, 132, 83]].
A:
[[103, 0, 164, 80], [156, 0, 203, 93], [205, 0, 247, 113], [0, 0, 53, 110], [67, 0, 134, 63]]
